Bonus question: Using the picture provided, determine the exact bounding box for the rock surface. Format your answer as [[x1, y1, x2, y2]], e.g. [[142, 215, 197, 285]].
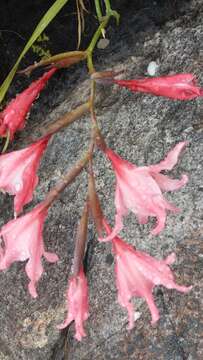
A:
[[0, 0, 202, 359]]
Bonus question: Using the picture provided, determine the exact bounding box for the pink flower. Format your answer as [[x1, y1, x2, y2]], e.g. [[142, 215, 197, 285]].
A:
[[112, 236, 192, 329], [57, 266, 89, 341], [114, 74, 203, 100], [0, 202, 58, 298], [0, 68, 56, 139], [100, 142, 188, 241], [0, 136, 51, 215]]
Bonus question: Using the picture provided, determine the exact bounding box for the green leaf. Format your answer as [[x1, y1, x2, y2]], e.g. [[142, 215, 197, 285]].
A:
[[0, 0, 70, 104]]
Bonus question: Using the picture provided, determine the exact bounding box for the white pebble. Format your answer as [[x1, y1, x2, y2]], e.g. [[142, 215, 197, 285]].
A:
[[147, 61, 159, 76], [97, 38, 110, 49]]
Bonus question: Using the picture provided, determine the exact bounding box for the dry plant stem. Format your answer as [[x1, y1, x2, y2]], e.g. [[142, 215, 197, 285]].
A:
[[19, 51, 87, 74], [39, 101, 90, 137], [72, 201, 89, 276], [43, 151, 90, 209], [76, 0, 87, 50]]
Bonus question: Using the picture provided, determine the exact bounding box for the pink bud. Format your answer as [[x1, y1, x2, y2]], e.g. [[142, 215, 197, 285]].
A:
[[0, 68, 56, 139], [114, 74, 203, 100]]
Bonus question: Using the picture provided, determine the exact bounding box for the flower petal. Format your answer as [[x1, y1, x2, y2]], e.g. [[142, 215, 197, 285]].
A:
[[145, 292, 160, 325], [112, 237, 192, 330], [57, 267, 89, 341], [150, 173, 188, 192], [0, 202, 58, 297], [149, 142, 188, 172]]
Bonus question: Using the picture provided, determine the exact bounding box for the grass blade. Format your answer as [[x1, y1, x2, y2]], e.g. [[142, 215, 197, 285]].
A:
[[0, 0, 70, 104]]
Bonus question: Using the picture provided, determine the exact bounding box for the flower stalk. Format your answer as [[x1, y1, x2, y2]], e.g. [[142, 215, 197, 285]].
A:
[[19, 51, 87, 75], [94, 0, 103, 22], [88, 168, 103, 236], [72, 202, 89, 276], [103, 0, 120, 24], [44, 151, 90, 208], [86, 18, 109, 73], [37, 101, 90, 138]]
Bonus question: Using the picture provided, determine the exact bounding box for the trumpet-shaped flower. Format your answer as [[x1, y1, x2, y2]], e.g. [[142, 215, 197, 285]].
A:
[[0, 136, 51, 215], [57, 266, 89, 341], [114, 74, 203, 100], [112, 236, 192, 329], [0, 202, 58, 298], [0, 68, 56, 139], [100, 142, 188, 241]]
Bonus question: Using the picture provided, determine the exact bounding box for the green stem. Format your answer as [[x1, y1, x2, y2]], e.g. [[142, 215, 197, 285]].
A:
[[94, 0, 103, 22], [86, 1, 119, 73], [104, 0, 111, 13], [87, 53, 94, 74], [86, 17, 109, 72], [87, 18, 108, 54], [104, 0, 120, 24]]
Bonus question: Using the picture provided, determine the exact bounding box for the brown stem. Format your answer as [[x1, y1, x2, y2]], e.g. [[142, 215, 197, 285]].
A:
[[86, 80, 106, 235], [19, 51, 87, 75], [89, 80, 98, 128], [94, 126, 107, 152], [43, 151, 90, 208], [36, 102, 90, 139], [72, 201, 89, 276], [91, 69, 124, 80], [88, 167, 103, 236], [89, 79, 107, 152]]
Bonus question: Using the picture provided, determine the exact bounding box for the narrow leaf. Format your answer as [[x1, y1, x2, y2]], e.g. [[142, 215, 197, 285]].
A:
[[0, 0, 70, 104]]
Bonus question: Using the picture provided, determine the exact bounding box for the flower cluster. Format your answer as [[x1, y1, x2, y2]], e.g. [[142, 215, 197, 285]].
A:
[[0, 69, 196, 342]]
